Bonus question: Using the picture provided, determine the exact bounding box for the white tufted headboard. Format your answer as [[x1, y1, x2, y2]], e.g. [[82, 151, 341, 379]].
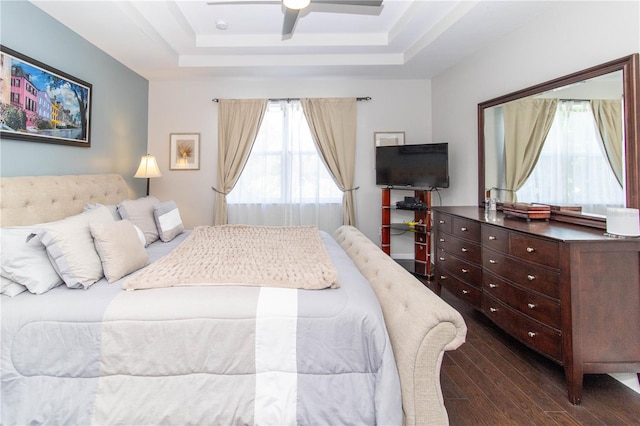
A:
[[0, 174, 131, 227]]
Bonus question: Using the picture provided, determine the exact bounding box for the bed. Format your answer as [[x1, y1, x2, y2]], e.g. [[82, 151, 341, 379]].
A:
[[0, 174, 466, 425]]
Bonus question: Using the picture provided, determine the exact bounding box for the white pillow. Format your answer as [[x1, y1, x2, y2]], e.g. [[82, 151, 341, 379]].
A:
[[1, 276, 28, 297], [1, 226, 63, 294], [153, 200, 185, 242], [37, 206, 115, 289], [90, 220, 150, 283], [118, 196, 160, 246]]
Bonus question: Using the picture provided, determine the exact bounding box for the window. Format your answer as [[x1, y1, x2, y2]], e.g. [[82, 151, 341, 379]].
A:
[[517, 101, 624, 215], [227, 100, 342, 232]]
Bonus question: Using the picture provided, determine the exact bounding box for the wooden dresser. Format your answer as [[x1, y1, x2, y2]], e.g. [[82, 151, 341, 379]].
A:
[[432, 206, 640, 404]]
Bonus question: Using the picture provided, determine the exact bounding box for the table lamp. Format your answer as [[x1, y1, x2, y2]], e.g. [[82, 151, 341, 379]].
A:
[[134, 154, 162, 196]]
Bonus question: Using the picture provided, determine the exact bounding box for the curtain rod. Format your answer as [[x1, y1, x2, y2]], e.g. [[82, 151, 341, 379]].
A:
[[212, 97, 371, 102]]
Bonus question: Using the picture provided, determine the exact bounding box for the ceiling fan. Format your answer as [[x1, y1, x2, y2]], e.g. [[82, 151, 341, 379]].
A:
[[207, 0, 384, 37]]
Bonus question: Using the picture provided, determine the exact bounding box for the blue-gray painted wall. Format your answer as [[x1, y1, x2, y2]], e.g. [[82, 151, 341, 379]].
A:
[[0, 0, 148, 197]]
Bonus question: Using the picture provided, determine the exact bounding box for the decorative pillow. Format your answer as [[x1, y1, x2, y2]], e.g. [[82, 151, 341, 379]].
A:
[[1, 226, 63, 294], [84, 203, 121, 221], [154, 200, 185, 242], [117, 196, 160, 246], [37, 206, 115, 289], [1, 276, 28, 297], [90, 220, 150, 283]]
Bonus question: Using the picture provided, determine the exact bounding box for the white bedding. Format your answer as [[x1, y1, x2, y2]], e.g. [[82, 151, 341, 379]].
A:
[[1, 230, 402, 425]]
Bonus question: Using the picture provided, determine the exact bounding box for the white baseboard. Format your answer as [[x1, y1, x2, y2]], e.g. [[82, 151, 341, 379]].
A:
[[609, 373, 640, 394]]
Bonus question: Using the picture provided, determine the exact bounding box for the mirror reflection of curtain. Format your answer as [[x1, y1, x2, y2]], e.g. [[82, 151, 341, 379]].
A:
[[214, 99, 268, 225], [502, 98, 558, 202], [517, 101, 624, 215], [590, 99, 624, 186]]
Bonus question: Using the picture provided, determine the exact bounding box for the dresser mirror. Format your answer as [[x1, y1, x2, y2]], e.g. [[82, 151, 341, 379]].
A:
[[478, 54, 639, 227]]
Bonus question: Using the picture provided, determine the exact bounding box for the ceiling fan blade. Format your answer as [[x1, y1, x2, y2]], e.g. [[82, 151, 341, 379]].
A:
[[311, 0, 383, 6], [282, 8, 300, 36]]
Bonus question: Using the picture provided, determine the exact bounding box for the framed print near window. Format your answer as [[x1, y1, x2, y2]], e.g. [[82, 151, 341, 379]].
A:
[[374, 131, 405, 147], [0, 45, 92, 147], [170, 133, 200, 170]]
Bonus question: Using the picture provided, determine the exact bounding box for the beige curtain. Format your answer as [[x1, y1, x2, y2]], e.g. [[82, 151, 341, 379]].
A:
[[214, 99, 268, 225], [301, 98, 357, 226], [590, 99, 624, 186], [503, 98, 558, 203]]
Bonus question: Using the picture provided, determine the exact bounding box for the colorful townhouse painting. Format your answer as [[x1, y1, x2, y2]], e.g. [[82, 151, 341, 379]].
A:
[[0, 45, 92, 147]]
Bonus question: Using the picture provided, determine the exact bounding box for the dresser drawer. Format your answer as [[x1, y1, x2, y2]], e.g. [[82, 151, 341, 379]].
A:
[[434, 212, 452, 234], [436, 270, 482, 308], [510, 233, 559, 269], [482, 293, 562, 362], [436, 232, 481, 264], [482, 224, 509, 253], [483, 271, 560, 329], [482, 248, 559, 298], [452, 217, 481, 241], [437, 249, 482, 287]]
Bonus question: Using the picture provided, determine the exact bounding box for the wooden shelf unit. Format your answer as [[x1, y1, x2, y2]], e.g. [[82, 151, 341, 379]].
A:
[[381, 187, 433, 278]]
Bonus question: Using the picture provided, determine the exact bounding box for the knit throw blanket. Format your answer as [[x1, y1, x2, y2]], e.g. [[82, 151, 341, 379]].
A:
[[123, 225, 339, 291]]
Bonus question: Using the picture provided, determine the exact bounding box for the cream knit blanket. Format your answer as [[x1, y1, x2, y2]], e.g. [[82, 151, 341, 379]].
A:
[[123, 225, 339, 290]]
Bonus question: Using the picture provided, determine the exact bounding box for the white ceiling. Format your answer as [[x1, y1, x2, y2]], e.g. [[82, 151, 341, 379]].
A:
[[30, 0, 559, 81]]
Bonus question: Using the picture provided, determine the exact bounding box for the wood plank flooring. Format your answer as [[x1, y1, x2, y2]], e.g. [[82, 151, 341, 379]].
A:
[[428, 284, 640, 425]]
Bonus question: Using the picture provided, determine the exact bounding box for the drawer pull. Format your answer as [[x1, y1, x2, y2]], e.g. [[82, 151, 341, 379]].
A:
[[461, 247, 468, 252], [488, 235, 497, 240], [526, 247, 536, 253], [488, 283, 497, 289], [439, 257, 445, 261], [439, 220, 445, 224], [439, 238, 445, 242], [489, 307, 497, 313], [462, 289, 469, 294], [527, 332, 537, 338], [461, 268, 469, 273], [460, 227, 468, 231], [527, 303, 536, 309], [527, 274, 535, 281], [489, 259, 497, 264], [440, 275, 447, 280]]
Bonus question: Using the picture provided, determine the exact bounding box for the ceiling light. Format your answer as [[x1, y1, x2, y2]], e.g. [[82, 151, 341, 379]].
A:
[[283, 0, 310, 10], [215, 20, 228, 30]]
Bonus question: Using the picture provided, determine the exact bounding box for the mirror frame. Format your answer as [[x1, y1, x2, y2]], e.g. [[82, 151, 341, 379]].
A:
[[477, 54, 639, 227]]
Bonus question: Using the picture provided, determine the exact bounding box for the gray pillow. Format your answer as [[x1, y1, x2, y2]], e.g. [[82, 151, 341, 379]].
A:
[[153, 200, 185, 242], [117, 196, 160, 246], [90, 220, 150, 283]]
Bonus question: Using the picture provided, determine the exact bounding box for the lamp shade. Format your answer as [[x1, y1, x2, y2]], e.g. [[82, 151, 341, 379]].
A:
[[283, 0, 310, 9], [134, 154, 162, 178]]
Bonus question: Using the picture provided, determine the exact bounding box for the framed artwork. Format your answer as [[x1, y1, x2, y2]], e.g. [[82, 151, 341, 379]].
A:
[[0, 45, 92, 147], [374, 131, 405, 147], [169, 133, 200, 170]]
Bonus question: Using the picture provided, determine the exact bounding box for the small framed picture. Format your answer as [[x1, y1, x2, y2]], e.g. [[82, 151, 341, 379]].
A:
[[169, 133, 200, 170], [374, 131, 405, 147]]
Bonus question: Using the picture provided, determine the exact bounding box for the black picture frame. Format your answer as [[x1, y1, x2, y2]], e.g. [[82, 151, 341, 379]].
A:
[[0, 45, 92, 147]]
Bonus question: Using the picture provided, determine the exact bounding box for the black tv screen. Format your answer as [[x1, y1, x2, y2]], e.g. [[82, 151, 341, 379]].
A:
[[375, 143, 449, 189]]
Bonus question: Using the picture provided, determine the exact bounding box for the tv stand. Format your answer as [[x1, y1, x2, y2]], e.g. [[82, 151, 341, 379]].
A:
[[381, 187, 432, 278]]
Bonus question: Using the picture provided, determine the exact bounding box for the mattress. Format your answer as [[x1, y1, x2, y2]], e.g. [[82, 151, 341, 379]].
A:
[[1, 230, 402, 425]]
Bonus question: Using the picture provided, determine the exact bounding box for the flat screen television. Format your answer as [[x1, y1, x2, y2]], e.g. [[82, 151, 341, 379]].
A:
[[375, 143, 449, 189]]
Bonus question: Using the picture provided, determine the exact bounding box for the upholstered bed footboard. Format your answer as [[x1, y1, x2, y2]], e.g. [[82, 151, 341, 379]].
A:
[[334, 225, 467, 426]]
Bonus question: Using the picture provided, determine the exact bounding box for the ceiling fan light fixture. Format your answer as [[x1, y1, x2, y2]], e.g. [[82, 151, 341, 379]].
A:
[[282, 0, 310, 10]]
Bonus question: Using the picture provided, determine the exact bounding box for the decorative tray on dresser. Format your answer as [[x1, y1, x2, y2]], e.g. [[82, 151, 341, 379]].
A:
[[432, 206, 640, 405]]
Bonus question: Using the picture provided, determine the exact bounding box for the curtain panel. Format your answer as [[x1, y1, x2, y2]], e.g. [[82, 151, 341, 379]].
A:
[[590, 99, 624, 187], [301, 98, 358, 226], [503, 98, 558, 202], [214, 99, 268, 225]]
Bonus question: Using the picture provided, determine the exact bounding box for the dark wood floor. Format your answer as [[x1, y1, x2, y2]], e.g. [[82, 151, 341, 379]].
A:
[[426, 283, 640, 425]]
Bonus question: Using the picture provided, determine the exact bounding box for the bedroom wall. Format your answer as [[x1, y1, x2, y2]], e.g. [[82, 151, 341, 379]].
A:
[[146, 78, 431, 249], [0, 0, 149, 196], [431, 0, 640, 207]]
